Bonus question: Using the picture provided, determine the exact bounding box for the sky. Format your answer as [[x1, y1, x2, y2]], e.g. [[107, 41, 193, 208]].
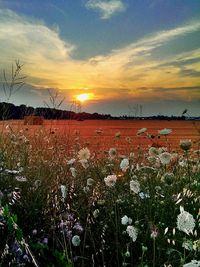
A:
[[0, 0, 200, 116]]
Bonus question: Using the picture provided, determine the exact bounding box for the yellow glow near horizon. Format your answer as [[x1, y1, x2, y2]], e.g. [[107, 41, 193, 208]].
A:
[[76, 93, 93, 102]]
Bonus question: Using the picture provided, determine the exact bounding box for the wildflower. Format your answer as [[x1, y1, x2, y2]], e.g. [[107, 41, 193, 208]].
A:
[[193, 239, 200, 251], [108, 148, 117, 159], [183, 260, 200, 267], [93, 209, 100, 218], [148, 147, 158, 157], [87, 178, 95, 186], [182, 240, 193, 251], [79, 159, 89, 169], [104, 174, 117, 187], [67, 158, 76, 165], [60, 185, 67, 201], [130, 180, 140, 194], [125, 250, 130, 257], [126, 225, 138, 242], [70, 167, 76, 177], [180, 139, 192, 151], [78, 147, 90, 160], [139, 192, 150, 199], [177, 206, 195, 235], [15, 176, 27, 182], [120, 158, 129, 172], [137, 128, 147, 135], [72, 235, 81, 246], [121, 215, 132, 225], [73, 222, 83, 233], [5, 169, 20, 175], [42, 238, 48, 245], [158, 128, 172, 135], [159, 152, 171, 165]]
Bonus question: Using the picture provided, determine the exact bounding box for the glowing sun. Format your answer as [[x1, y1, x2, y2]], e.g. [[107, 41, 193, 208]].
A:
[[76, 93, 93, 102]]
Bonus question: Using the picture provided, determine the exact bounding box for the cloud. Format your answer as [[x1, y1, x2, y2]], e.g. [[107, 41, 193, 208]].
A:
[[0, 7, 200, 108], [85, 0, 126, 19]]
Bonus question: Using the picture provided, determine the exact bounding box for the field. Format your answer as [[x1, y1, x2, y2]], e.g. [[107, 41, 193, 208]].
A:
[[0, 119, 200, 267], [1, 119, 200, 153]]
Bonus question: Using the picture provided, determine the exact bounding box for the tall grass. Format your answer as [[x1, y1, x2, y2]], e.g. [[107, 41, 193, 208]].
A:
[[0, 124, 199, 266]]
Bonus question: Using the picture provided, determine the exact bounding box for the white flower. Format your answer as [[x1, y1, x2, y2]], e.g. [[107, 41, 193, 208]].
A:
[[130, 180, 140, 194], [121, 215, 129, 225], [60, 185, 67, 201], [183, 260, 200, 267], [121, 215, 132, 225], [72, 235, 81, 246], [120, 158, 129, 172], [108, 148, 117, 159], [15, 176, 27, 182], [137, 128, 147, 135], [104, 175, 117, 187], [159, 152, 171, 165], [126, 225, 138, 242], [158, 128, 172, 135], [177, 206, 195, 235], [79, 159, 89, 169], [67, 158, 76, 165], [93, 209, 100, 218], [78, 147, 90, 160], [5, 169, 20, 174], [70, 167, 76, 177]]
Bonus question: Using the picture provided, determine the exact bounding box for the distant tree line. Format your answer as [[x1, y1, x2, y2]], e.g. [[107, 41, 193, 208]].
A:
[[0, 102, 112, 120], [0, 102, 199, 121]]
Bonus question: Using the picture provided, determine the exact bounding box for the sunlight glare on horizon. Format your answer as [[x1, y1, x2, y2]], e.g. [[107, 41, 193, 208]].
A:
[[76, 93, 93, 102]]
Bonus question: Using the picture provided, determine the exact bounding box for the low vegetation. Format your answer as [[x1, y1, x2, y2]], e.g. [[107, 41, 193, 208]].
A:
[[0, 124, 199, 267]]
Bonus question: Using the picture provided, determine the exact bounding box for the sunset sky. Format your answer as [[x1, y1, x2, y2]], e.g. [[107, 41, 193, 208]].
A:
[[0, 0, 200, 116]]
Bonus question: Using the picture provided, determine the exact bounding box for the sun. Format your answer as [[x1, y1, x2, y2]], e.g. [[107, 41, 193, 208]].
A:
[[76, 93, 93, 102]]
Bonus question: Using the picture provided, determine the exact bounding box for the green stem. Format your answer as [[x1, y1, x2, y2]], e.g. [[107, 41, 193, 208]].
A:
[[153, 238, 156, 267]]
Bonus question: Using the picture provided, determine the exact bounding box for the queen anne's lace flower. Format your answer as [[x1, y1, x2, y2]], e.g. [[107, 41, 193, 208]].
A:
[[130, 180, 140, 194], [121, 215, 132, 225], [183, 260, 200, 267], [78, 148, 91, 160], [177, 206, 195, 235], [126, 225, 138, 242], [159, 152, 171, 165], [72, 235, 81, 246], [104, 175, 117, 187], [120, 158, 129, 172]]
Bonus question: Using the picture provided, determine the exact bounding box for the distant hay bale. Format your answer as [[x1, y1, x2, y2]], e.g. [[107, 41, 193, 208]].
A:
[[24, 115, 44, 125]]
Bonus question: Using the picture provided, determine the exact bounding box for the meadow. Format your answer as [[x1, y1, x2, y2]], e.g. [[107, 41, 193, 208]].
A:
[[0, 119, 199, 267]]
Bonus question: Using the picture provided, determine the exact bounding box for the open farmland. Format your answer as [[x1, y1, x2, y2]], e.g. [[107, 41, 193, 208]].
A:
[[1, 119, 200, 154]]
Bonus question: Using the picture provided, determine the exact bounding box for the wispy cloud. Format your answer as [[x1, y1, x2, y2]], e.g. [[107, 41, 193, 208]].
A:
[[85, 0, 126, 19], [0, 8, 200, 106]]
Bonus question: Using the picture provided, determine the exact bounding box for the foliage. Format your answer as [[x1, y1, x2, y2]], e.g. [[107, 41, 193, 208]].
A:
[[0, 125, 199, 266]]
